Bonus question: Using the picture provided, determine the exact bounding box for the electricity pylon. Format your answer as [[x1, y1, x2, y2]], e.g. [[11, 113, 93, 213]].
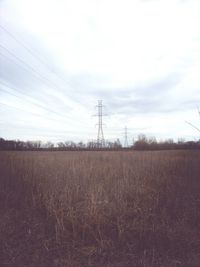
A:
[[95, 100, 106, 148], [124, 126, 128, 148]]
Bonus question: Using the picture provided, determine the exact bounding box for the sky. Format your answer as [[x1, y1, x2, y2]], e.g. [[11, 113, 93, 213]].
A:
[[0, 0, 200, 144]]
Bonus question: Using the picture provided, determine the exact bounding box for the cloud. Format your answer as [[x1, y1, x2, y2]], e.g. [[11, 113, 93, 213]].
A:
[[0, 0, 200, 142], [69, 72, 182, 114]]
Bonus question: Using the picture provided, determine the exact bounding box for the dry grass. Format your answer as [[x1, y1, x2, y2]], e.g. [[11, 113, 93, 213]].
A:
[[0, 150, 200, 266]]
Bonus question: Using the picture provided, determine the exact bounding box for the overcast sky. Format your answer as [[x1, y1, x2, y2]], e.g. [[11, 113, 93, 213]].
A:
[[0, 0, 200, 144]]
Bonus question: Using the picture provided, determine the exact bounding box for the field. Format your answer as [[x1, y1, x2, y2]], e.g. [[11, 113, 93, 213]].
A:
[[0, 150, 200, 267]]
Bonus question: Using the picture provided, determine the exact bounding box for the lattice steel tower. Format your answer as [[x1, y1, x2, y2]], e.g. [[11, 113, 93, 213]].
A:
[[124, 126, 128, 148], [96, 100, 106, 148]]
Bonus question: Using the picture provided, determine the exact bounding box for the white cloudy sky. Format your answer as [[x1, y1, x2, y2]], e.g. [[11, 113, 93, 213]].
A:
[[0, 0, 200, 144]]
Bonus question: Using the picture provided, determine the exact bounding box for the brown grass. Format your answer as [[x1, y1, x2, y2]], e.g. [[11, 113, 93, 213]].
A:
[[0, 150, 200, 266]]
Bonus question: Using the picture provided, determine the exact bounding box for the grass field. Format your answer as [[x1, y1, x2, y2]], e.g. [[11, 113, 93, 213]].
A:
[[0, 150, 200, 267]]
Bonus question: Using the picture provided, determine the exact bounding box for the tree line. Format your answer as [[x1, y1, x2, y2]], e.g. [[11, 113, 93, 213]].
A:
[[133, 134, 200, 150], [0, 135, 199, 151], [0, 138, 122, 151]]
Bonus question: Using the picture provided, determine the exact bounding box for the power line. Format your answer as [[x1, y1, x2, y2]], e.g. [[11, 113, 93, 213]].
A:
[[0, 25, 50, 67], [0, 124, 81, 137], [185, 121, 200, 133], [185, 106, 200, 134], [0, 47, 89, 126], [106, 127, 149, 132], [0, 82, 70, 121], [0, 101, 68, 124], [0, 45, 65, 93], [0, 25, 95, 114], [0, 80, 87, 128], [0, 100, 90, 131], [0, 24, 76, 92]]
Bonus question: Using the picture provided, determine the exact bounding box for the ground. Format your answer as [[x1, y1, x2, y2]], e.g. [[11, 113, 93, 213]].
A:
[[0, 150, 200, 266]]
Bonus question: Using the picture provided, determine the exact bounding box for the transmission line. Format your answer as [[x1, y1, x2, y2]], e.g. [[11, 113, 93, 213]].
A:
[[185, 121, 200, 133], [185, 106, 200, 134], [0, 101, 72, 124], [0, 25, 50, 67], [0, 47, 86, 124], [0, 82, 71, 121], [0, 25, 75, 91], [0, 45, 66, 93], [0, 51, 88, 127]]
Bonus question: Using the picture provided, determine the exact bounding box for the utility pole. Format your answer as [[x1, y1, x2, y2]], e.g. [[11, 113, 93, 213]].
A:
[[95, 100, 106, 148], [124, 126, 128, 148]]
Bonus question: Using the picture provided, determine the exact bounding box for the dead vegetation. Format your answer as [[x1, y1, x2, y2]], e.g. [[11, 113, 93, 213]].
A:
[[0, 150, 200, 266]]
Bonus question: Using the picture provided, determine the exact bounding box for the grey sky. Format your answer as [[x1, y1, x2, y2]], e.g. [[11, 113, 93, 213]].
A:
[[0, 0, 200, 143]]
